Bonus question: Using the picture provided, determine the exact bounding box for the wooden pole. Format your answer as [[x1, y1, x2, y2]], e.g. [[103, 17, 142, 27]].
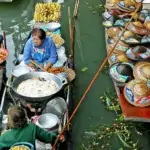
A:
[[68, 7, 74, 57], [3, 32, 7, 49], [74, 0, 79, 19]]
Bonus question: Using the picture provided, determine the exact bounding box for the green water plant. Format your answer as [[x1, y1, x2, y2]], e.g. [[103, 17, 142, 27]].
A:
[[80, 90, 141, 150]]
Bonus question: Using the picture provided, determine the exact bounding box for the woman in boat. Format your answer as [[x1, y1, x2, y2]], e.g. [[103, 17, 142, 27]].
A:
[[23, 28, 58, 71], [0, 105, 57, 149]]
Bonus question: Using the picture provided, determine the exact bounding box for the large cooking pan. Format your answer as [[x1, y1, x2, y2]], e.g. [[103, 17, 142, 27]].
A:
[[11, 72, 67, 102]]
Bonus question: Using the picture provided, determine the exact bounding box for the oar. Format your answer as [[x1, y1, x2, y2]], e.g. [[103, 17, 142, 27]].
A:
[[30, 60, 47, 72], [52, 2, 143, 149]]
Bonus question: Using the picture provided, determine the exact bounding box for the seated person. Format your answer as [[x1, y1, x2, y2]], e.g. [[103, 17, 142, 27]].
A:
[[0, 105, 57, 149], [23, 28, 58, 71]]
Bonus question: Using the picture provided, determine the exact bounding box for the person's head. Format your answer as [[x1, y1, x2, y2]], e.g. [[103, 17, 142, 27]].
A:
[[31, 28, 46, 46], [7, 105, 28, 129]]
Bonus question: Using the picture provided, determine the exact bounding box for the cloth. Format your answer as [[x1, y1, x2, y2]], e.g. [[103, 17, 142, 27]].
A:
[[0, 123, 57, 149], [23, 37, 58, 65], [35, 140, 52, 150]]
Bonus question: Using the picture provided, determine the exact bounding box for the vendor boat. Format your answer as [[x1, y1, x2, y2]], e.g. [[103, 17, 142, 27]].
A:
[[104, 0, 150, 122], [0, 1, 74, 150]]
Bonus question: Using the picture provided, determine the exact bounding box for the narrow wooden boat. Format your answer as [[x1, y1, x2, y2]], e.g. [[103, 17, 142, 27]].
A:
[[105, 0, 150, 122], [0, 2, 73, 150]]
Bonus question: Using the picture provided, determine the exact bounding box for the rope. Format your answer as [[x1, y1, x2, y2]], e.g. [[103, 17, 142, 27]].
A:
[[52, 2, 143, 149]]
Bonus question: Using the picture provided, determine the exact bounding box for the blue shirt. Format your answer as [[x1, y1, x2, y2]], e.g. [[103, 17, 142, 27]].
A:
[[23, 37, 58, 65]]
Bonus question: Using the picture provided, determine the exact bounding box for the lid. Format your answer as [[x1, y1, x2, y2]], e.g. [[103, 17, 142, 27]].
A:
[[133, 62, 150, 81], [124, 79, 150, 107]]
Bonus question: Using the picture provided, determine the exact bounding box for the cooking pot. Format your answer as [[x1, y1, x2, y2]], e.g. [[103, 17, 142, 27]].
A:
[[35, 113, 60, 131], [42, 97, 67, 119], [11, 72, 68, 102]]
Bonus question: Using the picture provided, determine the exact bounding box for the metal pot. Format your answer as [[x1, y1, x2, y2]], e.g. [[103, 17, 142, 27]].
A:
[[42, 97, 67, 119], [11, 72, 68, 102], [35, 113, 60, 131]]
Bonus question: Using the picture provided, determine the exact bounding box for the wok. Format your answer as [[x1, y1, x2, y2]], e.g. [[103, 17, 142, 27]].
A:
[[11, 72, 67, 102]]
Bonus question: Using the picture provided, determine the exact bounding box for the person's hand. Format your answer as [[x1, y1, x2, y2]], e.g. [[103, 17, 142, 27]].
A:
[[58, 134, 65, 142], [28, 63, 36, 71], [44, 62, 52, 71]]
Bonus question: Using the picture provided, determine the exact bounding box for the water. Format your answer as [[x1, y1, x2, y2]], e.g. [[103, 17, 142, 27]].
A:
[[0, 0, 41, 76], [0, 0, 149, 150]]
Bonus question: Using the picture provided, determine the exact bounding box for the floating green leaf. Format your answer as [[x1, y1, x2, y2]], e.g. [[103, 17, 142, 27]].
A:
[[81, 67, 88, 72]]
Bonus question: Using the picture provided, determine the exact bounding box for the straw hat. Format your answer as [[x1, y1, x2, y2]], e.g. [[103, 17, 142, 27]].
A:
[[123, 30, 135, 39], [109, 62, 134, 85], [107, 27, 121, 39], [109, 50, 129, 64], [133, 62, 150, 81], [126, 46, 150, 61], [124, 79, 150, 107], [144, 16, 150, 31], [127, 22, 148, 35], [125, 0, 137, 6], [133, 21, 144, 28]]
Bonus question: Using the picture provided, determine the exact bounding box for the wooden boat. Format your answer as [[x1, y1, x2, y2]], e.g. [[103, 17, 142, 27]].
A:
[[0, 2, 73, 150], [105, 0, 150, 122]]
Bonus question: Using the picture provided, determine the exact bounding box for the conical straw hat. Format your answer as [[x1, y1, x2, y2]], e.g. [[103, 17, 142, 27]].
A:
[[133, 62, 150, 81], [124, 79, 150, 107]]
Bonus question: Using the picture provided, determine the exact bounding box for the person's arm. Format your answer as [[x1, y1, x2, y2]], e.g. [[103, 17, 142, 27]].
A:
[[35, 125, 57, 143], [23, 39, 33, 66], [44, 39, 58, 71]]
